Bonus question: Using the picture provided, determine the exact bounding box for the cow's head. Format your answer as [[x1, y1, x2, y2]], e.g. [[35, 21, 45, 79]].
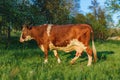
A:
[[20, 24, 33, 42]]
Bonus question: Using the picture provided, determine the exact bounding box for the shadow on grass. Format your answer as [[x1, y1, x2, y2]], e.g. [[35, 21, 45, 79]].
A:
[[62, 50, 114, 63], [97, 51, 114, 61]]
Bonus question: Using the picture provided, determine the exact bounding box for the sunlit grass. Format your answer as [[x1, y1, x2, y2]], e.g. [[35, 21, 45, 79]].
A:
[[0, 37, 120, 80]]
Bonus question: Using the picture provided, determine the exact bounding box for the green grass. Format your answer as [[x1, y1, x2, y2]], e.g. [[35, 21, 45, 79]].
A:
[[0, 36, 120, 80]]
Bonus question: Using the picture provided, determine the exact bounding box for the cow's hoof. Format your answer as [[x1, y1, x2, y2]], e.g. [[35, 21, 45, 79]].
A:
[[57, 58, 61, 64], [44, 59, 48, 64], [70, 60, 75, 65], [87, 64, 91, 66], [44, 61, 48, 64]]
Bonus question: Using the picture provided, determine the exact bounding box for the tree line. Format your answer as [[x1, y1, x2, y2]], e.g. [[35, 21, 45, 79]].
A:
[[0, 0, 120, 43]]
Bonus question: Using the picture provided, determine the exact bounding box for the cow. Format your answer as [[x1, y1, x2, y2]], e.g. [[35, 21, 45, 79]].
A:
[[20, 24, 97, 66]]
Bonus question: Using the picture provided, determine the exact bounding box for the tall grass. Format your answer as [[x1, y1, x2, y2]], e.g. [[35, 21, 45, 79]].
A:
[[0, 36, 120, 80]]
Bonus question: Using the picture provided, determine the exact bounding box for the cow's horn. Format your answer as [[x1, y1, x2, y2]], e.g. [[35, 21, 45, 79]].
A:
[[29, 24, 33, 29]]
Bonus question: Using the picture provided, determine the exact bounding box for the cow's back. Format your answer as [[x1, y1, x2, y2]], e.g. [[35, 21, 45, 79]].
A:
[[49, 24, 91, 47]]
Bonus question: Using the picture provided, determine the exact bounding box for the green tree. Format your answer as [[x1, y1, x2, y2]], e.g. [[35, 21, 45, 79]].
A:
[[32, 0, 72, 24], [0, 0, 19, 47], [105, 0, 120, 27], [106, 14, 114, 28], [87, 0, 109, 40], [89, 0, 99, 19], [86, 13, 108, 40], [105, 0, 120, 12], [98, 7, 107, 26], [73, 13, 86, 24], [0, 0, 33, 48]]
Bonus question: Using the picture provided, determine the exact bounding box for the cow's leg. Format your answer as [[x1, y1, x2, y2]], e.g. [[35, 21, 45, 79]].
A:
[[70, 51, 82, 64], [70, 46, 84, 64], [53, 50, 61, 63], [86, 46, 93, 66], [44, 49, 49, 63], [41, 44, 49, 64]]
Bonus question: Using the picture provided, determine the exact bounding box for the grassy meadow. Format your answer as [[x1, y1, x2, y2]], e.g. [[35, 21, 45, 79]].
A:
[[0, 34, 120, 80]]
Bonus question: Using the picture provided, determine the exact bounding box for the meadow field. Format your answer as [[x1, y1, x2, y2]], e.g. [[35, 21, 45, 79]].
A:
[[0, 35, 120, 80]]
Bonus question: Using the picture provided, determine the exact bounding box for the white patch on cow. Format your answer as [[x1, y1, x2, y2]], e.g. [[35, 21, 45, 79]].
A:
[[41, 45, 44, 52], [49, 39, 86, 53], [87, 54, 92, 66], [47, 24, 52, 36], [24, 35, 33, 41]]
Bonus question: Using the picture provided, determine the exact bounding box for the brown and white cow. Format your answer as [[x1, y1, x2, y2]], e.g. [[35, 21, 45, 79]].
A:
[[20, 24, 97, 66]]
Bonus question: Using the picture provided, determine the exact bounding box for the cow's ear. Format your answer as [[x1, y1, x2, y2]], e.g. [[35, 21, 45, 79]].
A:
[[22, 24, 28, 29], [28, 24, 33, 30], [22, 24, 32, 30]]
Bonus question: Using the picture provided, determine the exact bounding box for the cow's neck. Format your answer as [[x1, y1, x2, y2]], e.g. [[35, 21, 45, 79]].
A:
[[30, 26, 48, 45]]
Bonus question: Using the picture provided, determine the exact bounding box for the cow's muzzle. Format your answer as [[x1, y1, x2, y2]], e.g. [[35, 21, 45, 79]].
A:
[[20, 37, 24, 43]]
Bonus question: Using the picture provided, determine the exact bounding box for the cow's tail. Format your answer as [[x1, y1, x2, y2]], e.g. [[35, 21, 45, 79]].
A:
[[91, 30, 97, 62]]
